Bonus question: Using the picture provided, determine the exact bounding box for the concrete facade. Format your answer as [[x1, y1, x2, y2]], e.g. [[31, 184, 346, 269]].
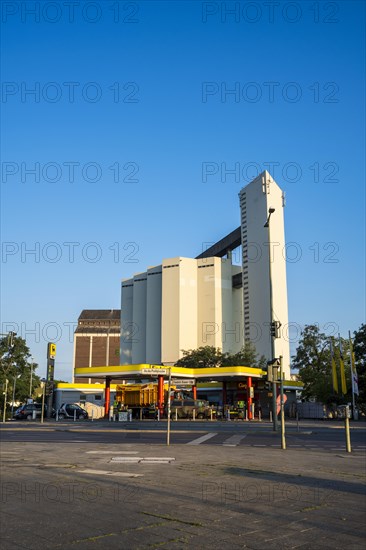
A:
[[121, 257, 243, 365], [120, 171, 290, 375], [239, 171, 290, 375]]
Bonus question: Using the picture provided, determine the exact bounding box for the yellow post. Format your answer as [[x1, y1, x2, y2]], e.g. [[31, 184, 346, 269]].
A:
[[345, 406, 352, 453]]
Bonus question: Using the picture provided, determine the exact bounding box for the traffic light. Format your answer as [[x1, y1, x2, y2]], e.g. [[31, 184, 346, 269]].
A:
[[270, 321, 281, 339], [266, 358, 281, 382]]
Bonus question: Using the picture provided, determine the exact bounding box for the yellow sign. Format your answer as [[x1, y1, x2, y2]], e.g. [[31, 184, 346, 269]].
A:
[[49, 343, 56, 357]]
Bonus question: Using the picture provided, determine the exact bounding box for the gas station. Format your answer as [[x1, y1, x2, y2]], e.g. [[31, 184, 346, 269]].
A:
[[71, 363, 300, 420]]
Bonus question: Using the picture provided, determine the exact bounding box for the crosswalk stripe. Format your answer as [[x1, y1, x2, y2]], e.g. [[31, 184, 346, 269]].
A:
[[223, 434, 247, 446], [187, 432, 218, 445]]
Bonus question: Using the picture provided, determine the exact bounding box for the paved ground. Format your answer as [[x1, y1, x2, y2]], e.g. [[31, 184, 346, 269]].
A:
[[1, 421, 365, 549]]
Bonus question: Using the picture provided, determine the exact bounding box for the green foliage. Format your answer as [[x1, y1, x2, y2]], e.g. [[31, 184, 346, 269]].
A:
[[292, 324, 354, 405], [176, 342, 266, 369], [0, 336, 41, 405], [176, 346, 224, 368], [353, 324, 366, 413]]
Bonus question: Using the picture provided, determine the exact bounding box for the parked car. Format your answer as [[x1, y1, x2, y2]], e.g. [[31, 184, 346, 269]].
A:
[[57, 403, 88, 420], [13, 403, 45, 420]]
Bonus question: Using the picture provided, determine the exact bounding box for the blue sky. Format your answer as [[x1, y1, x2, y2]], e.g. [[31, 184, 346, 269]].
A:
[[1, 1, 365, 380]]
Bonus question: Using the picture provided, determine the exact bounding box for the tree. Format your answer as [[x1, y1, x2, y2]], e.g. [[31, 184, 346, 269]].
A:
[[353, 323, 366, 414], [222, 340, 267, 369], [176, 346, 224, 368], [176, 342, 266, 369], [292, 324, 351, 405], [0, 335, 41, 407]]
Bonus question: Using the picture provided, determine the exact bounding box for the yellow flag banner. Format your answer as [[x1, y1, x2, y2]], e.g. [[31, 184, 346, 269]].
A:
[[339, 336, 347, 395], [330, 340, 338, 393]]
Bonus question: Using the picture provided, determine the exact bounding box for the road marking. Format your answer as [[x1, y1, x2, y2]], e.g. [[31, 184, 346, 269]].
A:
[[86, 450, 138, 454], [252, 444, 266, 447], [78, 469, 143, 477], [140, 458, 175, 464], [222, 434, 247, 446], [111, 457, 142, 463], [187, 432, 218, 445]]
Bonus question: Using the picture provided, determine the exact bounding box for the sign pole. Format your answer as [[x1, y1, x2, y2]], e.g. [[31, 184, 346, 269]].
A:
[[280, 355, 286, 450], [167, 367, 172, 446], [46, 343, 56, 418]]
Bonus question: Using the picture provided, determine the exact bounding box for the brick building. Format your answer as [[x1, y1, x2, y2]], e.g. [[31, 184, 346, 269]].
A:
[[73, 310, 120, 383]]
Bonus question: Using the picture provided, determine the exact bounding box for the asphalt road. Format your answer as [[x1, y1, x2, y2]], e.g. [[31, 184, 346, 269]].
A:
[[1, 419, 366, 451], [1, 420, 366, 549]]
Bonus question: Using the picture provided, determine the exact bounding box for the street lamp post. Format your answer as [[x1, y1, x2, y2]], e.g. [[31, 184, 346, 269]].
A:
[[264, 207, 278, 432], [41, 379, 46, 424], [29, 357, 34, 399], [11, 374, 21, 418], [2, 378, 9, 423]]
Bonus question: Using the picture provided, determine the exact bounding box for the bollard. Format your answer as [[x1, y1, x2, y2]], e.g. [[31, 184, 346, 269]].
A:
[[157, 409, 160, 422], [270, 411, 272, 423], [129, 411, 132, 422], [74, 409, 76, 422], [193, 409, 195, 422], [245, 410, 248, 421], [140, 407, 143, 421], [109, 406, 113, 421], [175, 409, 178, 421], [32, 410, 36, 421], [296, 411, 299, 432], [259, 410, 262, 422], [227, 409, 230, 422], [210, 409, 213, 421], [56, 410, 59, 422], [91, 409, 94, 422], [345, 406, 352, 453]]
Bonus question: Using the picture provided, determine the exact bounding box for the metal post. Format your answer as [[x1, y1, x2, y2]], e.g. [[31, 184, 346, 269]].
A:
[[345, 405, 352, 453], [11, 377, 16, 418], [41, 381, 46, 424], [2, 379, 9, 422], [265, 208, 278, 432], [175, 408, 178, 421], [74, 409, 76, 422], [192, 409, 195, 422], [296, 410, 299, 432], [29, 358, 33, 398], [167, 367, 172, 446], [56, 410, 59, 422], [280, 356, 286, 450], [157, 409, 160, 422], [348, 331, 357, 420], [210, 409, 213, 421], [91, 409, 94, 422]]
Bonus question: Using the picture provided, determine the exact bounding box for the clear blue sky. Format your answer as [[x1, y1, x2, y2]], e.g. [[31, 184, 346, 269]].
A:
[[1, 1, 365, 380]]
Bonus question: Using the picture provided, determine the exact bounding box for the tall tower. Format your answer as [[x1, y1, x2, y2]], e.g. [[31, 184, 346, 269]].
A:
[[239, 171, 290, 376]]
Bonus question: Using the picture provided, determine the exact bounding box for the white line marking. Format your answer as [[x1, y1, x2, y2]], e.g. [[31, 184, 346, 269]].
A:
[[78, 469, 143, 477], [86, 450, 138, 454], [222, 434, 247, 446], [111, 457, 142, 463], [187, 432, 218, 445]]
